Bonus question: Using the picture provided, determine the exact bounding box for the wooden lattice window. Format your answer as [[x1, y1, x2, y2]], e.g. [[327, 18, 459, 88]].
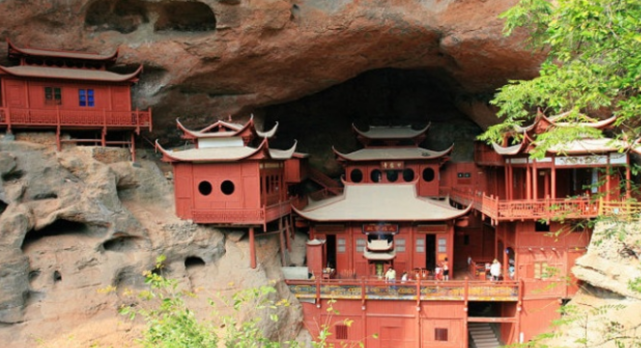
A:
[[435, 328, 448, 341], [335, 324, 348, 340], [44, 87, 62, 105]]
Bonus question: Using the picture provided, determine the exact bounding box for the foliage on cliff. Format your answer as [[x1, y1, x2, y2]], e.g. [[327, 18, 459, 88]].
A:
[[480, 0, 641, 158]]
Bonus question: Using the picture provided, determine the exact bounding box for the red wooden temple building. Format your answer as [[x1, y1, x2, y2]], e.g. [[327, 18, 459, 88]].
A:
[[157, 117, 307, 268], [0, 39, 152, 159], [283, 116, 640, 348]]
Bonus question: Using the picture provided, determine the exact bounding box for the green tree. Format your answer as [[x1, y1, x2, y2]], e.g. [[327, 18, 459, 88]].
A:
[[480, 0, 641, 158], [117, 256, 369, 348]]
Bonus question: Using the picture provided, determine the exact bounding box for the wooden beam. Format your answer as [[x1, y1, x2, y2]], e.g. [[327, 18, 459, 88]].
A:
[[249, 227, 256, 269]]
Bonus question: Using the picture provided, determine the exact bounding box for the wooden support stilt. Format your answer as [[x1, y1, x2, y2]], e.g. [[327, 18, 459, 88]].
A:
[[285, 216, 292, 252], [130, 132, 136, 162], [279, 218, 287, 266], [249, 227, 256, 269]]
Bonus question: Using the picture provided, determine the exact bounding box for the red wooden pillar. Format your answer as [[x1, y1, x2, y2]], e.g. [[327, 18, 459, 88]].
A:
[[249, 227, 256, 269], [532, 166, 538, 200], [463, 277, 469, 348], [544, 171, 550, 198], [504, 165, 510, 200], [626, 158, 632, 200], [605, 167, 611, 201], [551, 167, 557, 199], [525, 164, 532, 199]]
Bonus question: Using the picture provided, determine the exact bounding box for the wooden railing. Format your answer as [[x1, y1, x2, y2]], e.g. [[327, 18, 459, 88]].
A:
[[0, 106, 152, 132], [451, 187, 602, 222], [286, 278, 520, 302], [598, 198, 641, 221]]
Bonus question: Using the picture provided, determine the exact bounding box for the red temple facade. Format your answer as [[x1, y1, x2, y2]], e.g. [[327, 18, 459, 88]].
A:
[[0, 39, 151, 158], [157, 117, 306, 268], [284, 116, 640, 348]]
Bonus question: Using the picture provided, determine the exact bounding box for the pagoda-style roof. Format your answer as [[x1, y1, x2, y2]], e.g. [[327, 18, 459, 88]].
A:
[[7, 39, 118, 62], [546, 138, 630, 155], [0, 65, 142, 82], [491, 111, 622, 157], [155, 139, 298, 163], [333, 144, 453, 162], [177, 116, 277, 141], [293, 181, 471, 222], [363, 249, 396, 261], [352, 123, 431, 140]]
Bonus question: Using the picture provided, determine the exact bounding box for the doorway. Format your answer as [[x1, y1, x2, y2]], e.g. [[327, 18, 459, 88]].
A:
[[426, 234, 436, 271], [326, 235, 336, 269]]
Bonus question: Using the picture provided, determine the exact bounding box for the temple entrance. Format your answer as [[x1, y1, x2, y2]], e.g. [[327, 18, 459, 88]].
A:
[[425, 234, 436, 272], [326, 235, 336, 269]]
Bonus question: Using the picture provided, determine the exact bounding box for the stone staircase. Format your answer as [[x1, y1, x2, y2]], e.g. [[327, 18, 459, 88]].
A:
[[468, 322, 501, 348]]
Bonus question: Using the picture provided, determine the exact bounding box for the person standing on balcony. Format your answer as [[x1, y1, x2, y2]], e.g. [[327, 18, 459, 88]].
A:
[[385, 267, 396, 283], [490, 259, 502, 281], [442, 258, 450, 281], [401, 271, 408, 283]]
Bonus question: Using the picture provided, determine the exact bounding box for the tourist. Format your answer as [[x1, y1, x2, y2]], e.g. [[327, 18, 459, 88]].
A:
[[442, 257, 450, 281], [385, 267, 396, 283], [490, 259, 502, 281], [434, 265, 442, 281], [401, 271, 408, 283]]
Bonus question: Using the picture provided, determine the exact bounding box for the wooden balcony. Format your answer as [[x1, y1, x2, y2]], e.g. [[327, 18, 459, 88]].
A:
[[450, 187, 602, 223], [286, 278, 521, 302], [0, 106, 152, 133], [190, 200, 291, 226]]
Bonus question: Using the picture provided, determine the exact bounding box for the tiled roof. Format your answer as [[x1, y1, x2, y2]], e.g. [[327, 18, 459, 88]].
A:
[[352, 123, 431, 140], [177, 116, 278, 139], [156, 139, 298, 162], [293, 182, 470, 221], [8, 40, 118, 61], [0, 65, 141, 82], [334, 145, 453, 161]]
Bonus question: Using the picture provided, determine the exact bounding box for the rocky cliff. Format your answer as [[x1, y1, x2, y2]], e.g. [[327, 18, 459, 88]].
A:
[[0, 0, 542, 147], [544, 222, 641, 348], [0, 137, 305, 347]]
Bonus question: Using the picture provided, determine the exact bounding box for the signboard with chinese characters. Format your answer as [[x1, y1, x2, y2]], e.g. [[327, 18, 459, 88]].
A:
[[362, 223, 399, 234], [381, 161, 404, 170]]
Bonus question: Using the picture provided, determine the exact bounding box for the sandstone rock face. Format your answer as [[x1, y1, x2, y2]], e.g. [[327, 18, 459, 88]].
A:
[[0, 0, 542, 146], [547, 222, 641, 348], [0, 141, 302, 348]]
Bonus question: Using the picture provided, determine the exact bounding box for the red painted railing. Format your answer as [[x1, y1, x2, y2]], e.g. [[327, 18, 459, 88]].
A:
[[0, 106, 152, 132], [450, 187, 601, 222], [286, 278, 520, 302]]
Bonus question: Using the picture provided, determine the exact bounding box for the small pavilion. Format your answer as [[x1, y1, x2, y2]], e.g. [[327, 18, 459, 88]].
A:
[[0, 39, 152, 159], [157, 116, 307, 268]]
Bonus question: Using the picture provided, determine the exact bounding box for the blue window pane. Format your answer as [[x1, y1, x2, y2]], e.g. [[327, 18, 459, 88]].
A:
[[79, 89, 86, 107]]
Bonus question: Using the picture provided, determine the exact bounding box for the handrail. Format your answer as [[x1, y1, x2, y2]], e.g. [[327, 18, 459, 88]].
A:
[[286, 278, 520, 302], [0, 106, 152, 128], [450, 187, 612, 222]]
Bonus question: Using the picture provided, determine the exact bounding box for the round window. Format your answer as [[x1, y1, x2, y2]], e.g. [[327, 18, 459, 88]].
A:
[[221, 180, 235, 195], [350, 169, 363, 183], [422, 168, 435, 182], [386, 170, 398, 182], [370, 169, 382, 183], [198, 181, 212, 196], [403, 168, 415, 182]]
